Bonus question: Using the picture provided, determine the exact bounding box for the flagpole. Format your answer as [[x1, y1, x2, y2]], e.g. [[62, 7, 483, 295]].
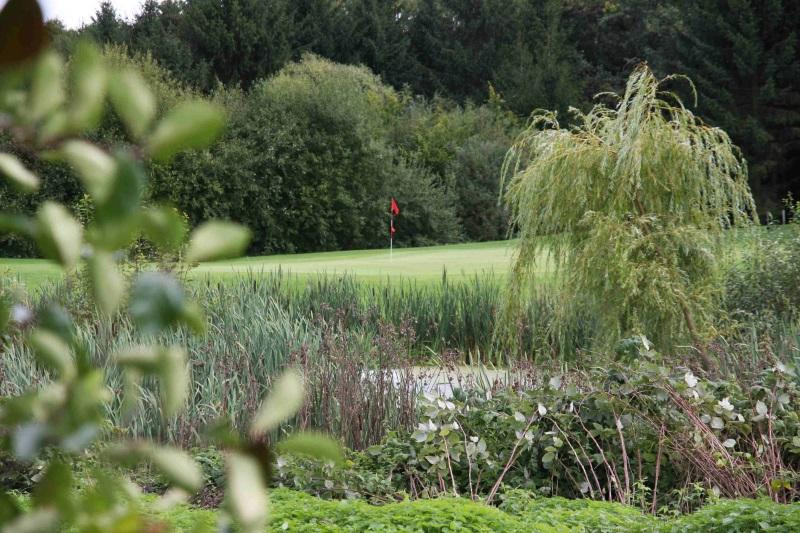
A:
[[390, 213, 393, 260]]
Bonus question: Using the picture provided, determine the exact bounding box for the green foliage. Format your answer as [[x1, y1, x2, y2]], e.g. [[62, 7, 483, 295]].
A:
[[667, 0, 800, 212], [355, 355, 800, 509], [502, 65, 757, 360], [60, 0, 797, 212], [725, 201, 800, 320], [266, 488, 553, 532], [654, 497, 800, 532], [0, 7, 337, 529]]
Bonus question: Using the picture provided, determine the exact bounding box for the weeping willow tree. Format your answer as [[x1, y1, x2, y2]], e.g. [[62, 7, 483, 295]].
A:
[[501, 64, 756, 366]]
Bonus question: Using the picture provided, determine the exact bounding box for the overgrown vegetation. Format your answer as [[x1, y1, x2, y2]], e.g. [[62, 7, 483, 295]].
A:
[[3, 0, 800, 530], [0, 3, 338, 529]]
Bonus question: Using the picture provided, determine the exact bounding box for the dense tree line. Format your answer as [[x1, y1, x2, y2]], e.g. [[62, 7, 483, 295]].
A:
[[3, 0, 797, 256], [1, 48, 514, 256]]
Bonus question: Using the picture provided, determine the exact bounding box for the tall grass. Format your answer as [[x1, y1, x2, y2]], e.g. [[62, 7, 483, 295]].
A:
[[3, 269, 797, 449]]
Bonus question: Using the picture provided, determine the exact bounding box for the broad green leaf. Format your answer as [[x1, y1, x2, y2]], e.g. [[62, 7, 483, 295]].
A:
[[275, 432, 343, 466], [128, 272, 185, 334], [88, 152, 145, 250], [38, 109, 68, 143], [0, 292, 11, 332], [147, 101, 225, 162], [250, 369, 304, 437], [226, 452, 268, 533], [36, 304, 75, 345], [0, 0, 48, 71], [140, 206, 187, 252], [113, 345, 161, 373], [0, 508, 59, 533], [0, 213, 35, 236], [185, 221, 251, 263], [179, 301, 206, 335], [109, 69, 156, 138], [0, 153, 39, 192], [159, 346, 188, 417], [28, 51, 64, 123], [88, 251, 124, 315], [28, 329, 75, 380], [32, 460, 73, 516], [12, 422, 48, 461], [68, 41, 107, 133], [57, 141, 116, 202], [34, 202, 82, 269], [143, 445, 202, 493]]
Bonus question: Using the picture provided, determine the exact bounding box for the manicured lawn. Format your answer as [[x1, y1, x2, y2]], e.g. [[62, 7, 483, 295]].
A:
[[0, 258, 63, 290], [1, 240, 528, 289]]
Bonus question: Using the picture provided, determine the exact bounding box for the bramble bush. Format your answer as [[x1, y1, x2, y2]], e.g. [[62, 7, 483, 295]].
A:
[[321, 346, 800, 512]]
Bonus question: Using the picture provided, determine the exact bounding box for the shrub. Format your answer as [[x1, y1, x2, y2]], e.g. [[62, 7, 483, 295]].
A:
[[725, 200, 800, 320]]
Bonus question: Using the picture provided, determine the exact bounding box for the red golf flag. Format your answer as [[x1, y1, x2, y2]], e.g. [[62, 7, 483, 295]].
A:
[[390, 197, 400, 215]]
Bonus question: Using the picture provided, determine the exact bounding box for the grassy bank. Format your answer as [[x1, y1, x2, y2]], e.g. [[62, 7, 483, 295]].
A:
[[0, 240, 524, 289]]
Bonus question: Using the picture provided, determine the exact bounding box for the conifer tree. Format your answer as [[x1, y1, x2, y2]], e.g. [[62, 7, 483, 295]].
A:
[[669, 0, 800, 210]]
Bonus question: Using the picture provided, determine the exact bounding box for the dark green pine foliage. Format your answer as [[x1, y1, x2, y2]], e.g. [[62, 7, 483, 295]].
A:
[[670, 0, 800, 211], [86, 1, 128, 44], [564, 0, 676, 97], [345, 0, 414, 89], [408, 0, 514, 102], [493, 0, 585, 117], [288, 0, 353, 61], [181, 0, 294, 89], [129, 1, 205, 89]]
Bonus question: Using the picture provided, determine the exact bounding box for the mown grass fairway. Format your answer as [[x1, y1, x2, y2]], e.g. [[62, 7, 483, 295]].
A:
[[191, 240, 520, 281], [1, 240, 525, 289]]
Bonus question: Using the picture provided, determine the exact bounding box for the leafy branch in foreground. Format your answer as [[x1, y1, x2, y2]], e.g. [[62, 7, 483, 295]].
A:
[[501, 64, 757, 368], [0, 1, 339, 531]]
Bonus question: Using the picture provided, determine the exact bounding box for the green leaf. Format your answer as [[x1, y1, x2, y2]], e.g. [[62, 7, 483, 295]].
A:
[[32, 460, 73, 516], [57, 140, 116, 202], [143, 445, 203, 493], [141, 206, 187, 252], [34, 202, 82, 269], [275, 432, 343, 466], [28, 51, 64, 123], [0, 508, 59, 533], [226, 452, 268, 533], [37, 304, 75, 345], [109, 69, 156, 139], [0, 0, 48, 71], [128, 272, 185, 334], [12, 422, 48, 461], [113, 345, 161, 374], [147, 100, 225, 162], [88, 251, 124, 315], [179, 301, 206, 335], [88, 152, 145, 250], [0, 213, 35, 237], [0, 153, 39, 192], [185, 221, 251, 263], [0, 292, 11, 332], [28, 329, 75, 380], [67, 41, 107, 133], [250, 369, 304, 437], [159, 346, 188, 418]]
